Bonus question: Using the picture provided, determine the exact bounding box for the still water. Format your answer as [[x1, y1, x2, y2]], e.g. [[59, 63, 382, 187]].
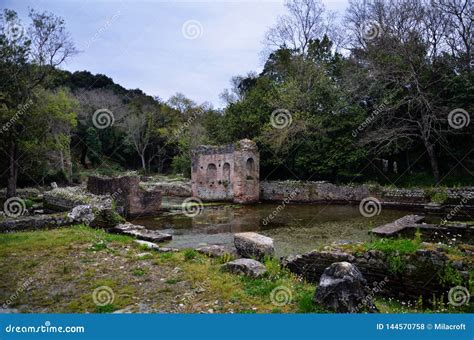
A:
[[131, 197, 413, 257]]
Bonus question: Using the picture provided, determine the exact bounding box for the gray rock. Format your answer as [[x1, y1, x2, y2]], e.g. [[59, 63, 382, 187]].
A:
[[313, 262, 376, 313], [68, 205, 95, 225], [110, 222, 172, 243], [196, 245, 235, 258], [234, 232, 274, 260], [221, 258, 267, 278]]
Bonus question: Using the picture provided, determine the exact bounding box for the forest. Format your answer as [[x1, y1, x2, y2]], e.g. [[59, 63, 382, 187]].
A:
[[1, 0, 473, 198]]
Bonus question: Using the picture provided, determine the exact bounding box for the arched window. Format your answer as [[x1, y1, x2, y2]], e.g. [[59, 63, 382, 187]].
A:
[[246, 158, 255, 178], [223, 162, 231, 182], [206, 163, 217, 181]]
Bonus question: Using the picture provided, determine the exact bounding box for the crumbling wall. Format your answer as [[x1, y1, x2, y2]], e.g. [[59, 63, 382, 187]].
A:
[[87, 175, 161, 217]]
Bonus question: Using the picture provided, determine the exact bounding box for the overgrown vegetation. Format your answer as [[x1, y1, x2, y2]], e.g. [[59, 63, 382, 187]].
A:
[[1, 226, 470, 314], [1, 0, 473, 195]]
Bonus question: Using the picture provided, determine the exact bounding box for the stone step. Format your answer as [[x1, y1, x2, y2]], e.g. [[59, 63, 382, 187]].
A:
[[110, 222, 172, 243], [371, 214, 425, 236]]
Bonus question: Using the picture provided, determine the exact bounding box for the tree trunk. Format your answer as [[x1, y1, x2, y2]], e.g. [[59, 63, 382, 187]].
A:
[[6, 139, 18, 198], [140, 153, 146, 173], [424, 140, 440, 185]]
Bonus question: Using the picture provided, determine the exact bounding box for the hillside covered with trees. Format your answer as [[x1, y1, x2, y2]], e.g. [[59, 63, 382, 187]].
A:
[[1, 0, 473, 197]]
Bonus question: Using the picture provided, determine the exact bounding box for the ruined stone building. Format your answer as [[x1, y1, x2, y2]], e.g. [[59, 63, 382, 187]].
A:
[[191, 139, 259, 203]]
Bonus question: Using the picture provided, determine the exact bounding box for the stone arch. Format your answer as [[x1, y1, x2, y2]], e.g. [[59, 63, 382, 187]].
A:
[[206, 163, 217, 181], [223, 162, 231, 182], [246, 158, 255, 178]]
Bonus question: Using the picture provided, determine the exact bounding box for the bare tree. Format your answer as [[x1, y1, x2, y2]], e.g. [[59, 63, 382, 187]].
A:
[[344, 0, 473, 184], [263, 0, 330, 55]]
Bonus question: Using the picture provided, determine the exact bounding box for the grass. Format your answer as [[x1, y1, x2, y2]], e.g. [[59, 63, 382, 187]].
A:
[[0, 225, 326, 313], [0, 225, 469, 314]]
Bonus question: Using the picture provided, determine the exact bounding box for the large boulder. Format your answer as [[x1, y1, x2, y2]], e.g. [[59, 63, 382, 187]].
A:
[[68, 205, 95, 225], [234, 232, 274, 260], [221, 258, 267, 278], [313, 262, 376, 313]]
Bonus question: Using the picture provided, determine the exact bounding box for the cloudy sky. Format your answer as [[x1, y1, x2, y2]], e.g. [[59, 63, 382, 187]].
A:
[[4, 0, 348, 107]]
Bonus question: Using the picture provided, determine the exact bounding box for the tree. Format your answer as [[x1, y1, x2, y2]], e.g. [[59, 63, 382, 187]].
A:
[[344, 0, 473, 184], [263, 0, 332, 55], [0, 9, 76, 196]]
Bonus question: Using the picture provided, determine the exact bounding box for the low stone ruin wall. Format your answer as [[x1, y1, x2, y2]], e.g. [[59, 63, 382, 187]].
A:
[[87, 175, 161, 217], [0, 213, 74, 232], [43, 186, 112, 212], [0, 188, 43, 199], [282, 244, 472, 302], [140, 181, 191, 197], [261, 181, 474, 214]]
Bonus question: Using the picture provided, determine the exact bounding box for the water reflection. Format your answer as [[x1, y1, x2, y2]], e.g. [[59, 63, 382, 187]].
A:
[[131, 197, 413, 257]]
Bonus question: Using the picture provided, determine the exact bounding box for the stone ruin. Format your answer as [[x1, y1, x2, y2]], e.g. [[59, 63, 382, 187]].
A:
[[191, 139, 259, 203], [87, 175, 161, 217]]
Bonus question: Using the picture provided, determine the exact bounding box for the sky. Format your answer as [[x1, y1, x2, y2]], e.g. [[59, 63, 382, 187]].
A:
[[4, 0, 348, 107]]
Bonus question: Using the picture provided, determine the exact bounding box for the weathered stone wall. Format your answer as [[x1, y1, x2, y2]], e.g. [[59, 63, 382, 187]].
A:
[[43, 187, 112, 212], [191, 139, 259, 203], [0, 213, 73, 232], [260, 181, 474, 214], [282, 244, 472, 302], [87, 175, 161, 217]]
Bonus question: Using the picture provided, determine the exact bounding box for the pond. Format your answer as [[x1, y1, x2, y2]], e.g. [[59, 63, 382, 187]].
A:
[[131, 197, 416, 257]]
